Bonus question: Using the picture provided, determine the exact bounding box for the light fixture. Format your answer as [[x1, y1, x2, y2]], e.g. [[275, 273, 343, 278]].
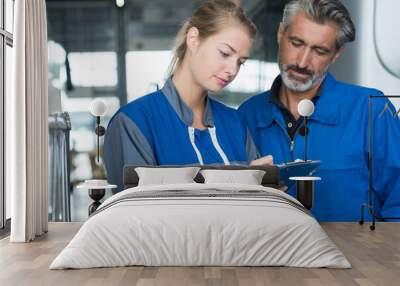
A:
[[115, 0, 125, 8], [89, 99, 108, 163], [298, 99, 315, 162]]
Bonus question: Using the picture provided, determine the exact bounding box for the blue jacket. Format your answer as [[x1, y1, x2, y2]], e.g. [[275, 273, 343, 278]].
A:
[[239, 74, 400, 221], [104, 79, 258, 192]]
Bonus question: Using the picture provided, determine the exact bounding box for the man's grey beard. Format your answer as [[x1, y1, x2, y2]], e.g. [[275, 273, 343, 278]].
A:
[[279, 62, 327, 93]]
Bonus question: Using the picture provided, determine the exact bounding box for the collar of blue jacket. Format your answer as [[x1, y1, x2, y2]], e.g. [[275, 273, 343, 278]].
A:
[[254, 73, 340, 129], [162, 78, 214, 128]]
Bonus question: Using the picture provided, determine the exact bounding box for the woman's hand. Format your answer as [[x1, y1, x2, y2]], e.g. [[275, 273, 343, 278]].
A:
[[250, 155, 274, 166]]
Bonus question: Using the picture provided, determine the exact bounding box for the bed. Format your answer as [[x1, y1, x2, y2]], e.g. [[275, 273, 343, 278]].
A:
[[50, 165, 350, 269]]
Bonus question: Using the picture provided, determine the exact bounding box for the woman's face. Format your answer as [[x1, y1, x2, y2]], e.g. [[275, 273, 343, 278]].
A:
[[187, 24, 253, 93]]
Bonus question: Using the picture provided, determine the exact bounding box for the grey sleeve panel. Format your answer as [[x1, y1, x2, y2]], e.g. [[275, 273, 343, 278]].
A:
[[245, 127, 260, 162], [104, 112, 157, 193]]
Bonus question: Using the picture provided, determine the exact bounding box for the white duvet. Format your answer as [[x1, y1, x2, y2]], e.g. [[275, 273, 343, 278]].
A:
[[50, 183, 350, 269]]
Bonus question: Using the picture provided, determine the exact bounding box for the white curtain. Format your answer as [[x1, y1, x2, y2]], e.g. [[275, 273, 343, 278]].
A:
[[7, 0, 48, 242]]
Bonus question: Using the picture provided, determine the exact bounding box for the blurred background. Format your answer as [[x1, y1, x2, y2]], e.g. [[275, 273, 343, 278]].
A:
[[46, 0, 286, 221], [42, 0, 400, 221]]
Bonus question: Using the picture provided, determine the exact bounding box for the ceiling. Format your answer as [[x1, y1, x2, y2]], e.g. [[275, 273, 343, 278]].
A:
[[46, 0, 288, 61]]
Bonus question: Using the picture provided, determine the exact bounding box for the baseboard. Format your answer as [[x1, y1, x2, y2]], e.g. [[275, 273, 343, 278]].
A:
[[0, 218, 11, 239]]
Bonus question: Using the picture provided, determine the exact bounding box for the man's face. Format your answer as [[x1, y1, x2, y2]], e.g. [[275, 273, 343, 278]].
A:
[[277, 11, 342, 93]]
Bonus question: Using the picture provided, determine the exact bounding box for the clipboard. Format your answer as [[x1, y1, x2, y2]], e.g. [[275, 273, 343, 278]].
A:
[[277, 160, 321, 188]]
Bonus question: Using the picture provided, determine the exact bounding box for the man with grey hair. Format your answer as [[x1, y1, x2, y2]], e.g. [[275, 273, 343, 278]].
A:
[[239, 0, 400, 221]]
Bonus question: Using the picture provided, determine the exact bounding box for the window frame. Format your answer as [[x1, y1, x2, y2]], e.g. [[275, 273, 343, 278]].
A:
[[1, 0, 14, 232]]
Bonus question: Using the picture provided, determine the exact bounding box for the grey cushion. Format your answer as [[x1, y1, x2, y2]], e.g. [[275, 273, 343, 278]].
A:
[[135, 167, 200, 186], [200, 169, 266, 185]]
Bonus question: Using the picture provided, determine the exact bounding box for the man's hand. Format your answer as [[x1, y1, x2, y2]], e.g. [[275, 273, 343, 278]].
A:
[[250, 155, 274, 166]]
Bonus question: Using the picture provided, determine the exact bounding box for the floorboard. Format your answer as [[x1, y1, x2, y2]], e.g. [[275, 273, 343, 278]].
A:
[[0, 222, 398, 286]]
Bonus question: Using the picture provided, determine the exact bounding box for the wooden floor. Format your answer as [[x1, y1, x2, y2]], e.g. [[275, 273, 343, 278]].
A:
[[0, 222, 399, 286]]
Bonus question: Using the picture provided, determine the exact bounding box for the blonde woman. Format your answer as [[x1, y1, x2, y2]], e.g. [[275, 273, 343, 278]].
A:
[[104, 0, 272, 192]]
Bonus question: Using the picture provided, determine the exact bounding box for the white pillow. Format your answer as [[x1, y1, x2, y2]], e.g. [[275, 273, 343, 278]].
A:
[[135, 167, 200, 186], [200, 169, 266, 185]]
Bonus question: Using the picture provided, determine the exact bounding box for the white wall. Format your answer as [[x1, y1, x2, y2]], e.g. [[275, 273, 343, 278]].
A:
[[330, 0, 400, 109]]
